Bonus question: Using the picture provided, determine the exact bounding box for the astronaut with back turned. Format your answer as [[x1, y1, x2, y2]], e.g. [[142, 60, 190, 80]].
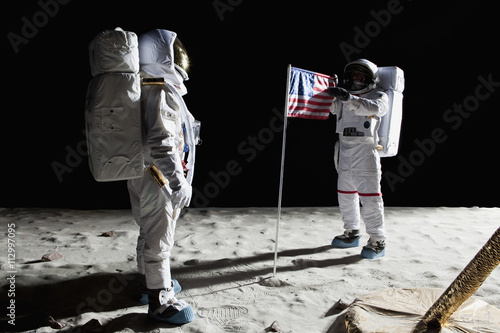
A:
[[329, 59, 389, 260], [127, 29, 198, 324]]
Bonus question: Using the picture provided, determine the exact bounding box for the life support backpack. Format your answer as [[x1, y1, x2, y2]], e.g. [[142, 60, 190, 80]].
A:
[[376, 66, 405, 158], [85, 27, 144, 181]]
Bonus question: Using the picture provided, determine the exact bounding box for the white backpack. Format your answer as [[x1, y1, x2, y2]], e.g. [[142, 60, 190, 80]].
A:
[[376, 66, 405, 158], [85, 28, 144, 181]]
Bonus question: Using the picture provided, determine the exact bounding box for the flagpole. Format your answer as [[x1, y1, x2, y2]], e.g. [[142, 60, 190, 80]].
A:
[[273, 64, 292, 277]]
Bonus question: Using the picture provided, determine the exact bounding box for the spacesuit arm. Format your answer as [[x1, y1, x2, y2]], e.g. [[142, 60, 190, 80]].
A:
[[330, 98, 342, 115], [344, 90, 389, 117], [143, 86, 187, 192]]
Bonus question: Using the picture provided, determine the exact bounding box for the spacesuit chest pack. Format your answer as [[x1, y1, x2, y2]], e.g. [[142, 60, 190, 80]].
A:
[[336, 89, 387, 139]]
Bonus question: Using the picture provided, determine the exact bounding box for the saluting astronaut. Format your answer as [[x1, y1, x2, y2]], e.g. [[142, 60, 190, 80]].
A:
[[329, 59, 388, 260]]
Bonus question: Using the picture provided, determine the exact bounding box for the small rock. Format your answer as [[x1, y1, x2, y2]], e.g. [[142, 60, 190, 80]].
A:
[[184, 259, 201, 265], [44, 315, 65, 329], [259, 277, 291, 287], [100, 231, 115, 237], [267, 320, 282, 332], [41, 252, 63, 262]]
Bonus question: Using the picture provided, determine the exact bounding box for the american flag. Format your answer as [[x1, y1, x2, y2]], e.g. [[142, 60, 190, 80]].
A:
[[287, 67, 337, 120]]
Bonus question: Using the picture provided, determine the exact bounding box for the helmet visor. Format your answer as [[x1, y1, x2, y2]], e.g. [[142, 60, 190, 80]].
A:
[[173, 38, 190, 73], [344, 64, 375, 91]]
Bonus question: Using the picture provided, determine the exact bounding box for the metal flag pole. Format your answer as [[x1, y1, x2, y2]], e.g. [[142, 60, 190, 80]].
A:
[[273, 64, 292, 277]]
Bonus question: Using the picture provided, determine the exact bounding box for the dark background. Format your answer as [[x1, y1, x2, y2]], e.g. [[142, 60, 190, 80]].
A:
[[2, 0, 499, 209]]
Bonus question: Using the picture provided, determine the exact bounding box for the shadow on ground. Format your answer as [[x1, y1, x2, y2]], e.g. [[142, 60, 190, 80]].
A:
[[1, 245, 360, 332]]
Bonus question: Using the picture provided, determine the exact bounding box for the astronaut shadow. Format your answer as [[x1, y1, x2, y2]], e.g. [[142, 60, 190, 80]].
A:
[[173, 245, 362, 290], [66, 312, 176, 333], [3, 271, 142, 332]]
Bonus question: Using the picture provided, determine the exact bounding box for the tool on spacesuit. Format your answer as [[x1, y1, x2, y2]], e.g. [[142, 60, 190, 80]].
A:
[[148, 165, 172, 195]]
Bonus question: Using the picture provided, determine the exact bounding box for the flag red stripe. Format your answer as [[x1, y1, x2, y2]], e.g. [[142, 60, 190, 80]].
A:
[[289, 97, 333, 106], [289, 107, 330, 113]]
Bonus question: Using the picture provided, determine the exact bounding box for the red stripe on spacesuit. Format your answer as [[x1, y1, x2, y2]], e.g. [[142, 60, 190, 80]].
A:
[[337, 190, 382, 196], [337, 190, 358, 194], [359, 192, 382, 197]]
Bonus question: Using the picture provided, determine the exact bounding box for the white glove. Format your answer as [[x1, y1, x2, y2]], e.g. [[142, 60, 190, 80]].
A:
[[171, 182, 192, 210]]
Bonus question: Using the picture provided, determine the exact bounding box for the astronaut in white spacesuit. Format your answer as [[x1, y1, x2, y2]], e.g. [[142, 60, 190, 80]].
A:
[[329, 59, 388, 259], [127, 29, 196, 324]]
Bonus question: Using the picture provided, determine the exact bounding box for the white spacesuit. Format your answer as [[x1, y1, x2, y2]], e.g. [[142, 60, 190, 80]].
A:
[[127, 29, 196, 324], [329, 59, 389, 259]]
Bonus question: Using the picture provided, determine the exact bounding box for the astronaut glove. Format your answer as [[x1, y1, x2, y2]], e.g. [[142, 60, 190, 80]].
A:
[[328, 87, 351, 101], [171, 182, 192, 210]]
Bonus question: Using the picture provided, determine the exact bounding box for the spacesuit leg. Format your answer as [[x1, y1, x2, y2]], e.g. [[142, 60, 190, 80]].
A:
[[127, 178, 146, 276], [128, 172, 178, 290], [356, 156, 386, 240], [337, 170, 361, 231], [359, 193, 386, 239]]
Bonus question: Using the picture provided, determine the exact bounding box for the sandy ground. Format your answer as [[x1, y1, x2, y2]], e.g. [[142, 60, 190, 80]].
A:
[[1, 206, 499, 332]]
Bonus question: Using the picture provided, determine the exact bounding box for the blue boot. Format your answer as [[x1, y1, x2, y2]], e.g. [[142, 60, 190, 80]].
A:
[[331, 230, 361, 248], [360, 238, 386, 259], [140, 278, 182, 305], [148, 288, 195, 325]]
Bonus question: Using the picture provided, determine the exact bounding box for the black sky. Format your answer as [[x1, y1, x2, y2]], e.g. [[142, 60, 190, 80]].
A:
[[3, 0, 499, 209]]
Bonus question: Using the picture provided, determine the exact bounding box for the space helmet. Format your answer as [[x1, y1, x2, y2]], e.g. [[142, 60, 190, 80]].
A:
[[343, 59, 379, 94]]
